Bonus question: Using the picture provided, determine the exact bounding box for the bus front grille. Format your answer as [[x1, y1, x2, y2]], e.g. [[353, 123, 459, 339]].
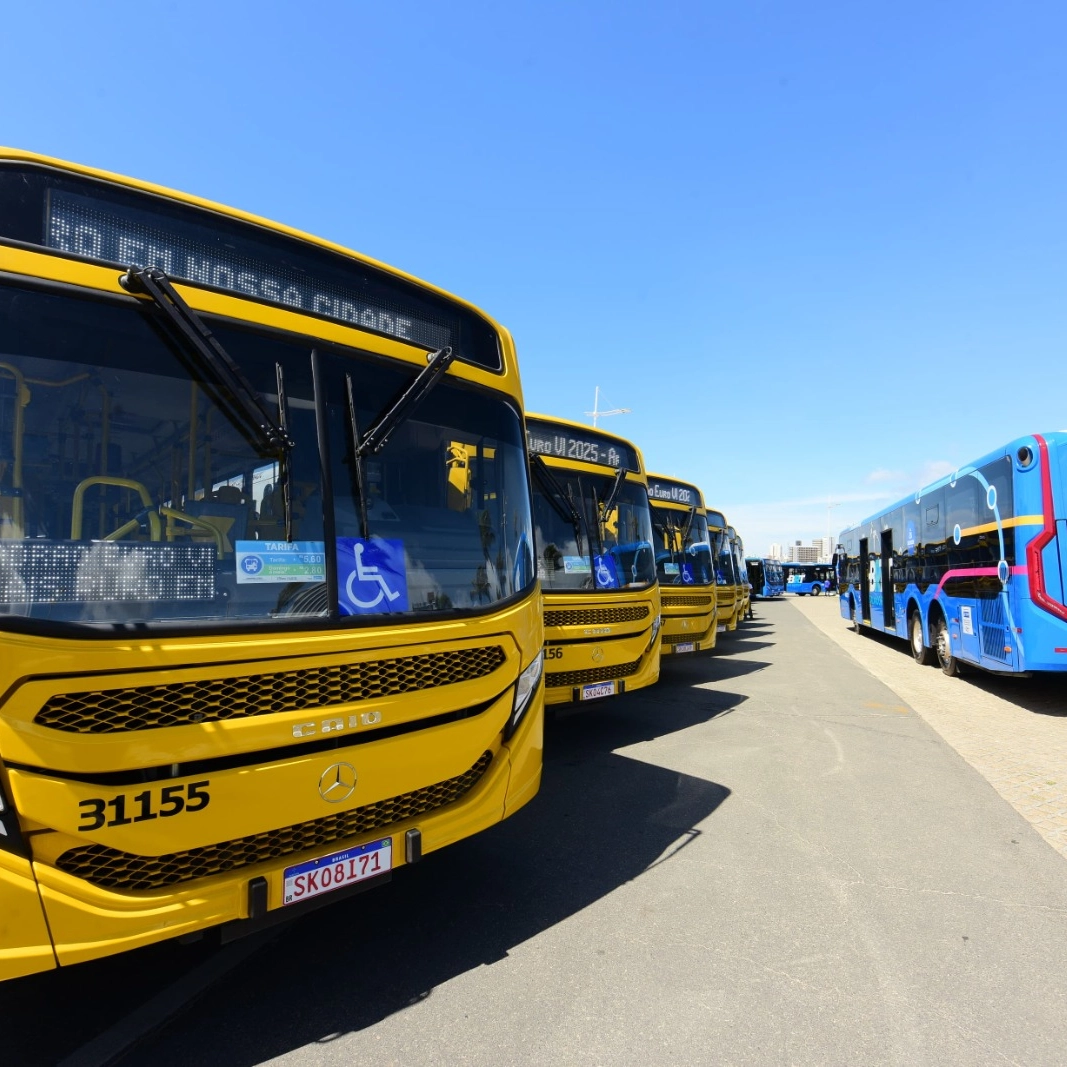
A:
[[663, 626, 713, 646], [54, 751, 494, 891], [545, 660, 642, 688], [544, 606, 650, 627], [35, 647, 507, 734], [661, 594, 714, 608]]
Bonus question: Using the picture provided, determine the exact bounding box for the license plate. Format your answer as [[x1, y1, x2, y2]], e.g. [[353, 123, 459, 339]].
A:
[[581, 681, 616, 700], [283, 837, 392, 906], [674, 642, 696, 653], [716, 624, 727, 633]]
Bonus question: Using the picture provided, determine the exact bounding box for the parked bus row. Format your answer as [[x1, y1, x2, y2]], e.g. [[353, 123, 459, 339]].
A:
[[836, 433, 1067, 677], [0, 150, 749, 982]]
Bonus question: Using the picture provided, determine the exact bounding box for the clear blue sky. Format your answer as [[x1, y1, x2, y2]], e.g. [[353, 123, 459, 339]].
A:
[[3, 1, 1065, 554]]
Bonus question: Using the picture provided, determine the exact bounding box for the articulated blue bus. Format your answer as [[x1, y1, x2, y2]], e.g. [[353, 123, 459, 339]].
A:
[[837, 432, 1067, 676], [783, 562, 835, 595], [746, 557, 784, 597]]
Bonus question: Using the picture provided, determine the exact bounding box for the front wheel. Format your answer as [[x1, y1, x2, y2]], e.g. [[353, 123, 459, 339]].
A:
[[811, 584, 821, 596], [933, 616, 960, 677], [850, 599, 861, 633], [909, 611, 932, 665]]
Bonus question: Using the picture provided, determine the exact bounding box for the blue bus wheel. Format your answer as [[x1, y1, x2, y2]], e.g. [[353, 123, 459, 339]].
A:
[[933, 616, 960, 677], [909, 612, 932, 666]]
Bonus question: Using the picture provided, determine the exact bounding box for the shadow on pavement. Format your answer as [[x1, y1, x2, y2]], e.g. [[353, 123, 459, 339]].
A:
[[11, 675, 737, 1066], [845, 617, 1067, 718]]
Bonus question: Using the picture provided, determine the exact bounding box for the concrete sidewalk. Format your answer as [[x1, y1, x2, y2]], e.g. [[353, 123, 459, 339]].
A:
[[790, 595, 1067, 860]]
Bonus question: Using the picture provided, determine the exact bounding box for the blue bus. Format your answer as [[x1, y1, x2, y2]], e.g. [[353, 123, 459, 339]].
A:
[[837, 432, 1067, 676], [746, 557, 784, 597], [783, 562, 835, 595]]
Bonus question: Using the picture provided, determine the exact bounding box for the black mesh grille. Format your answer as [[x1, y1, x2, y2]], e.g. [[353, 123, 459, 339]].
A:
[[544, 606, 649, 627], [663, 626, 713, 646], [545, 660, 642, 688], [35, 647, 507, 733], [55, 751, 493, 891], [661, 594, 714, 608]]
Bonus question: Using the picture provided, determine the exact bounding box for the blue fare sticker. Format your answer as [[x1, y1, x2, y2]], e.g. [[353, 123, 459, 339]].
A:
[[336, 538, 409, 615], [562, 555, 591, 574], [680, 562, 696, 585], [235, 541, 326, 584], [593, 555, 620, 590]]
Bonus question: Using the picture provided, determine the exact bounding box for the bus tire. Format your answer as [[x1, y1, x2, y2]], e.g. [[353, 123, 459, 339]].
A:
[[811, 585, 821, 596], [850, 599, 861, 633], [933, 616, 960, 677], [909, 611, 932, 666]]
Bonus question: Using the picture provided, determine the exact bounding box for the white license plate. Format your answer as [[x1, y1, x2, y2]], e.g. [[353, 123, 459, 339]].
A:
[[283, 837, 392, 906], [581, 681, 617, 700], [674, 642, 696, 653], [716, 624, 727, 633]]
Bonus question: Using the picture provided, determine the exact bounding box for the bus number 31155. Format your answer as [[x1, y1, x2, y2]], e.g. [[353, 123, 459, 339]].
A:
[[78, 781, 211, 831]]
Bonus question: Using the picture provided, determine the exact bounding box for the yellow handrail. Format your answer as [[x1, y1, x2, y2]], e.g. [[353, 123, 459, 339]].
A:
[[0, 361, 29, 533], [159, 505, 225, 559], [71, 476, 161, 541]]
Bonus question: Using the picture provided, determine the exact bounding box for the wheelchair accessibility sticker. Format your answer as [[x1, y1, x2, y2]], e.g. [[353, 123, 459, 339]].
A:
[[593, 554, 619, 590], [680, 562, 695, 585], [336, 538, 409, 615]]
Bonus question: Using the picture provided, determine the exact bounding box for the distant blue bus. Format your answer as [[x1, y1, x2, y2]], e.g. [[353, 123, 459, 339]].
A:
[[746, 557, 784, 597], [837, 432, 1067, 676], [783, 562, 835, 595]]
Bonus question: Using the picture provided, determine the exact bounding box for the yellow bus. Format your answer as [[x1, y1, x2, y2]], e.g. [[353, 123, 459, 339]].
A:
[[646, 474, 718, 655], [708, 508, 742, 632], [0, 150, 543, 981], [526, 415, 660, 704], [729, 527, 751, 621]]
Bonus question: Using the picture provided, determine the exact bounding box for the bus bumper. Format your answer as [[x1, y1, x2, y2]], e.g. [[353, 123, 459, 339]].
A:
[[1, 688, 543, 978]]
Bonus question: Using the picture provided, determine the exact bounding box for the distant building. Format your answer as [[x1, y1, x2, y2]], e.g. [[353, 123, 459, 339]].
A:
[[788, 543, 820, 563], [768, 542, 782, 561]]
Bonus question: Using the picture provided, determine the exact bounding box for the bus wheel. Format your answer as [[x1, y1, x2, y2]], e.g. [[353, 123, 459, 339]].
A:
[[811, 585, 821, 596], [850, 599, 861, 633], [909, 612, 932, 665], [933, 617, 959, 677]]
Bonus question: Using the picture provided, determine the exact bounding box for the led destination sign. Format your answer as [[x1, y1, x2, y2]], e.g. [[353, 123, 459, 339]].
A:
[[525, 419, 639, 473], [0, 542, 216, 604], [647, 478, 700, 507], [46, 190, 450, 352], [0, 164, 501, 370]]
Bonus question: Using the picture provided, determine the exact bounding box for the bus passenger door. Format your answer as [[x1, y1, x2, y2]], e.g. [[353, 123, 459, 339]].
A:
[[880, 530, 895, 630], [859, 538, 870, 622]]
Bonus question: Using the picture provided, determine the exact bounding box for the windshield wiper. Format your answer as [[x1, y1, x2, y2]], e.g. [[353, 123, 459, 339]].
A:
[[680, 505, 697, 544], [345, 372, 370, 539], [531, 454, 585, 555], [355, 347, 455, 457], [275, 362, 293, 542], [599, 467, 627, 522], [120, 266, 295, 455], [342, 346, 454, 540]]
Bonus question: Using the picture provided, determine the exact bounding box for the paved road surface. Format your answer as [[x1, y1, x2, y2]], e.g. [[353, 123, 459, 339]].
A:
[[6, 598, 1067, 1065]]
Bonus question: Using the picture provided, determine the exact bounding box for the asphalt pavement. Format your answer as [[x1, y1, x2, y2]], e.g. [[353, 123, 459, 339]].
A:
[[8, 598, 1067, 1066]]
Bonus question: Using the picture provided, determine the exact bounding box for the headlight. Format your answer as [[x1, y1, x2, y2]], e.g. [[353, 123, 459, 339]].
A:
[[505, 651, 543, 739], [648, 614, 661, 649]]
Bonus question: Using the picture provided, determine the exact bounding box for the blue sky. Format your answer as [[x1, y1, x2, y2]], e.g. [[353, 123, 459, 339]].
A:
[[3, 1, 1065, 554]]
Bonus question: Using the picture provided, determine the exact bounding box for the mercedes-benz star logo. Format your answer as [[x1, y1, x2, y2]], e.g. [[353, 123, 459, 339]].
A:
[[591, 646, 605, 663], [318, 762, 357, 803]]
